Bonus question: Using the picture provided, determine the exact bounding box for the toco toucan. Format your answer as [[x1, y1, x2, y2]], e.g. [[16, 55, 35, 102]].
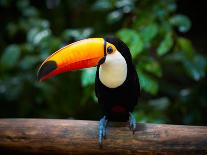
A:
[[37, 37, 140, 146]]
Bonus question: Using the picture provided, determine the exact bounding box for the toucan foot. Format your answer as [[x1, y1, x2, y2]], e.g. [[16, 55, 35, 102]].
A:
[[98, 116, 107, 147], [129, 112, 136, 134]]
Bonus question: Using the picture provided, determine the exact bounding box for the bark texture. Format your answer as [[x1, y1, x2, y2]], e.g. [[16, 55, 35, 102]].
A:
[[0, 119, 206, 154]]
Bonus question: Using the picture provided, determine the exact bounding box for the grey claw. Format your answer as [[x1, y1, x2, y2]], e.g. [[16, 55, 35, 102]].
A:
[[98, 116, 107, 147], [129, 112, 136, 134]]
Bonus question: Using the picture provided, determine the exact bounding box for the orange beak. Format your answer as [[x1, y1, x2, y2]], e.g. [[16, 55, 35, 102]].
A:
[[37, 38, 105, 81]]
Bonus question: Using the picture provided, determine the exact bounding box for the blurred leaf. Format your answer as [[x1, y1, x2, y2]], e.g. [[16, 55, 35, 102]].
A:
[[18, 18, 30, 31], [165, 51, 206, 81], [157, 33, 173, 56], [62, 28, 93, 41], [22, 6, 38, 17], [138, 58, 162, 77], [134, 110, 167, 123], [116, 0, 135, 13], [3, 77, 22, 101], [177, 37, 193, 56], [184, 55, 206, 81], [137, 69, 158, 95], [148, 97, 170, 111], [40, 37, 62, 53], [7, 23, 18, 37], [81, 68, 96, 86], [167, 2, 177, 12], [17, 0, 29, 9], [170, 14, 191, 32], [164, 51, 185, 62], [0, 45, 21, 70], [63, 29, 80, 40], [19, 55, 39, 70], [27, 28, 51, 45], [144, 60, 162, 77], [117, 28, 143, 58], [107, 11, 123, 24], [27, 28, 38, 43], [116, 0, 133, 8], [21, 43, 34, 53], [140, 23, 158, 45], [133, 10, 155, 28], [92, 0, 112, 11]]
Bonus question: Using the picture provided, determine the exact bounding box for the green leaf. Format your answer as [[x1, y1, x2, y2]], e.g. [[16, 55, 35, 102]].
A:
[[140, 23, 158, 44], [22, 6, 38, 17], [167, 2, 177, 12], [117, 28, 143, 58], [19, 55, 39, 70], [144, 60, 162, 77], [27, 28, 51, 45], [138, 58, 162, 77], [81, 67, 96, 86], [92, 0, 112, 11], [177, 37, 193, 56], [165, 52, 206, 81], [107, 11, 123, 24], [184, 55, 206, 81], [137, 69, 158, 95], [1, 45, 21, 70], [115, 0, 135, 13], [7, 23, 18, 37], [17, 0, 29, 9], [157, 33, 173, 56], [148, 97, 170, 111], [170, 15, 191, 33], [62, 28, 93, 41]]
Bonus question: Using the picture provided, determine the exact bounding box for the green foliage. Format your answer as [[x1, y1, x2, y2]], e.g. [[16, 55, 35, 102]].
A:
[[170, 15, 191, 33], [1, 45, 21, 70], [140, 24, 158, 45], [81, 68, 96, 86], [183, 54, 206, 81], [157, 33, 173, 56], [117, 29, 143, 57], [0, 0, 206, 125], [137, 69, 159, 95]]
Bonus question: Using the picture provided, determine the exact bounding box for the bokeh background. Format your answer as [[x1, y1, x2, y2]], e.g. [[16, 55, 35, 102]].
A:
[[0, 0, 206, 125]]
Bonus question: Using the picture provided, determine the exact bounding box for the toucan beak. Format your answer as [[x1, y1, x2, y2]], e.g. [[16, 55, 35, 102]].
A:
[[37, 38, 105, 81]]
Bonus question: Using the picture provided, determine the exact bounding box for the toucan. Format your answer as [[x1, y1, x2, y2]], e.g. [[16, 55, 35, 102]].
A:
[[37, 37, 140, 146]]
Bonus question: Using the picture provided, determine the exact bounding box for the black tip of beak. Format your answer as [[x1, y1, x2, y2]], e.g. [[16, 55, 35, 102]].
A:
[[37, 61, 57, 81]]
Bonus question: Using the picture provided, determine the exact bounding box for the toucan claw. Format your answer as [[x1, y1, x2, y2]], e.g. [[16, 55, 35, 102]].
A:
[[98, 116, 107, 148], [129, 112, 136, 134]]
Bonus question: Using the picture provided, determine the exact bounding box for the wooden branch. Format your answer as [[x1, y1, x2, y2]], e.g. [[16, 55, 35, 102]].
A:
[[0, 119, 206, 155]]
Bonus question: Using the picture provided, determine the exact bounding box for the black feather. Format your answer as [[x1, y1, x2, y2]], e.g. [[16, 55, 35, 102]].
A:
[[95, 36, 140, 121]]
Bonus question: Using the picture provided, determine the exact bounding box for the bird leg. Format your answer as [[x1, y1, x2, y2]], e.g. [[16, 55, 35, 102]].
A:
[[98, 116, 108, 147], [129, 112, 136, 134]]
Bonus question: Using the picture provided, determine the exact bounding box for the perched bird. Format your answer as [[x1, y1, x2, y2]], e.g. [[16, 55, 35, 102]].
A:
[[37, 37, 140, 146]]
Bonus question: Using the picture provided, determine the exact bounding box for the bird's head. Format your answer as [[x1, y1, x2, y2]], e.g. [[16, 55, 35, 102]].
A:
[[37, 37, 131, 81]]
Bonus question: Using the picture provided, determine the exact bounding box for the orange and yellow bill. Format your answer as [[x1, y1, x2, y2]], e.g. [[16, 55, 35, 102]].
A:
[[37, 38, 105, 81]]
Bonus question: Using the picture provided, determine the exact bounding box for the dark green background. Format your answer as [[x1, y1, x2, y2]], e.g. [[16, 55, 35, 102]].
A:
[[0, 0, 206, 125]]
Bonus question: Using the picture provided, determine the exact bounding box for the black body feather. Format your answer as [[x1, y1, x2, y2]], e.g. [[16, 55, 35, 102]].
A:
[[95, 37, 140, 121]]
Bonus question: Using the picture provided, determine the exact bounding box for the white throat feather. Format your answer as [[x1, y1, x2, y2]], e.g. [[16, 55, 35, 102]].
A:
[[99, 51, 127, 88]]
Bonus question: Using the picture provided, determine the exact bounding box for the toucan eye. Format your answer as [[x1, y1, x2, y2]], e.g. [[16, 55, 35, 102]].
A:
[[107, 46, 113, 54]]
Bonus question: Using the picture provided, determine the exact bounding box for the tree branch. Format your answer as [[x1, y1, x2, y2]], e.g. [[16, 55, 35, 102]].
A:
[[0, 119, 206, 154]]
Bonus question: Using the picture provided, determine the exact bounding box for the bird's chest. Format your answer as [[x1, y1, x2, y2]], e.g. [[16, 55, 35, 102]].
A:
[[99, 80, 131, 107], [97, 75, 134, 121], [98, 58, 127, 89]]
